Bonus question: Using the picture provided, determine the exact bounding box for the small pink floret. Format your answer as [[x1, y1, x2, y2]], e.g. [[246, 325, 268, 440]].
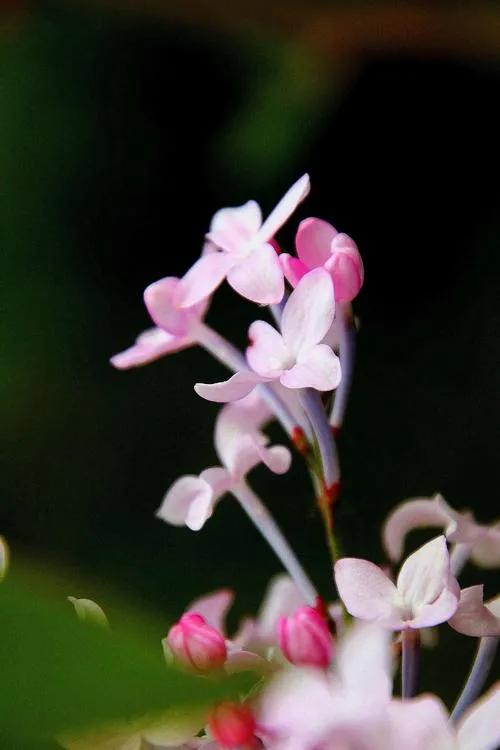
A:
[[208, 702, 256, 748], [278, 605, 333, 668], [166, 612, 227, 672]]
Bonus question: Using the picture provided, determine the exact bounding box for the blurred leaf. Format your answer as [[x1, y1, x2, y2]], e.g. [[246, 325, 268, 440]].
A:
[[0, 572, 255, 742]]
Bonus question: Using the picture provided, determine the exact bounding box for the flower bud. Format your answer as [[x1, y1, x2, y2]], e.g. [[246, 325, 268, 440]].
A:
[[166, 612, 227, 672], [325, 233, 364, 303], [278, 605, 333, 668], [208, 702, 255, 748]]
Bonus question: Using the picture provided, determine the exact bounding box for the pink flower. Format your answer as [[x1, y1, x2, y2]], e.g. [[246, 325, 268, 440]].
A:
[[194, 268, 341, 403], [207, 702, 255, 749], [280, 217, 364, 302], [383, 493, 500, 568], [176, 175, 310, 307], [278, 605, 333, 668], [156, 394, 291, 530], [110, 277, 210, 369], [449, 585, 500, 637], [166, 613, 227, 672], [334, 536, 460, 630]]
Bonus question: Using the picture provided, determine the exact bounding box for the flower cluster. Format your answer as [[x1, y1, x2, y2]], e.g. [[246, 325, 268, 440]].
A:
[[8, 176, 494, 749]]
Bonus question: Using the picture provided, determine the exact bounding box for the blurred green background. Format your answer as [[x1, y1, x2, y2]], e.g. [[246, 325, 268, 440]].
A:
[[1, 0, 499, 728]]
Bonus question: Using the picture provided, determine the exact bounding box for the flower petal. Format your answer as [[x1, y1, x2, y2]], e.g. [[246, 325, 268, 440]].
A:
[[334, 558, 401, 626], [195, 371, 267, 403], [144, 277, 193, 336], [279, 253, 308, 288], [408, 580, 459, 629], [110, 327, 195, 369], [457, 682, 500, 750], [382, 495, 451, 563], [324, 233, 364, 302], [295, 217, 337, 268], [156, 476, 214, 529], [396, 536, 457, 616], [280, 344, 341, 391], [255, 574, 306, 646], [256, 173, 310, 243], [227, 243, 284, 304], [471, 523, 500, 568], [177, 252, 236, 308], [246, 321, 289, 378], [188, 589, 235, 633], [255, 443, 292, 474], [281, 268, 335, 355], [208, 200, 262, 252], [336, 622, 393, 704], [448, 585, 500, 637]]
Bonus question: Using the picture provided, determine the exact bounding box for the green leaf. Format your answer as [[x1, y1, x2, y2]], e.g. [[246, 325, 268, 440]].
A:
[[0, 572, 255, 742]]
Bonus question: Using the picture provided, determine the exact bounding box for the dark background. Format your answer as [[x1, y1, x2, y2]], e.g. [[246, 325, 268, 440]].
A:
[[1, 0, 499, 706]]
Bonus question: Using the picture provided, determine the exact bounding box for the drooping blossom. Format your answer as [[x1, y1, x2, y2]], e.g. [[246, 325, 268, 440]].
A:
[[448, 585, 500, 637], [194, 268, 341, 403], [334, 536, 460, 630], [176, 174, 310, 307], [278, 605, 333, 668], [110, 279, 210, 369], [156, 393, 291, 530], [166, 613, 227, 672], [280, 217, 364, 302], [383, 493, 500, 568]]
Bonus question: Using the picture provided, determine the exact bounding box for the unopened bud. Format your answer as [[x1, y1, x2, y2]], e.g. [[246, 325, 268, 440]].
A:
[[278, 605, 333, 668], [325, 233, 364, 303], [208, 702, 255, 749], [166, 612, 227, 672]]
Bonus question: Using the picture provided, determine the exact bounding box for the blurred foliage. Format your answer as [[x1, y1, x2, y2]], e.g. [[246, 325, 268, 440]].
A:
[[0, 565, 254, 745]]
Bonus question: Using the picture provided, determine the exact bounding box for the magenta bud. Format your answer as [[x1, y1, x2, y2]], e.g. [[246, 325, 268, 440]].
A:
[[325, 233, 364, 302], [278, 605, 333, 668], [208, 702, 256, 749], [166, 612, 227, 672]]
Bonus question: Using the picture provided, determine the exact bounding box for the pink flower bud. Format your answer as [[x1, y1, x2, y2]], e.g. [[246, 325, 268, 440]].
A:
[[208, 702, 256, 748], [324, 233, 364, 303], [278, 605, 333, 668], [166, 612, 227, 672]]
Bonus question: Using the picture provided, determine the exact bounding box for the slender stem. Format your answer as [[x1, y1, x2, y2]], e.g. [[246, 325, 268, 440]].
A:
[[401, 629, 420, 699], [450, 543, 472, 577], [232, 481, 318, 605], [194, 321, 300, 438], [451, 636, 499, 723], [300, 389, 340, 489], [330, 303, 356, 432]]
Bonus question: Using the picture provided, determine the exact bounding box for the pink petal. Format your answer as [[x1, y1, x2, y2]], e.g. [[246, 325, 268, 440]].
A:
[[280, 344, 341, 391], [246, 320, 290, 378], [208, 200, 262, 252], [448, 585, 500, 637], [144, 277, 194, 336], [386, 696, 454, 750], [199, 467, 233, 497], [256, 574, 306, 645], [188, 589, 235, 633], [295, 217, 337, 269], [257, 173, 310, 243], [457, 682, 500, 750], [324, 233, 364, 302], [336, 622, 393, 703], [279, 253, 308, 288], [396, 536, 457, 615], [177, 252, 236, 308], [227, 243, 284, 304], [334, 558, 401, 626], [194, 371, 267, 403], [408, 580, 459, 629], [471, 524, 500, 567], [214, 393, 272, 473], [255, 443, 292, 474], [281, 268, 335, 355], [110, 327, 195, 369], [156, 476, 214, 529], [383, 495, 452, 563]]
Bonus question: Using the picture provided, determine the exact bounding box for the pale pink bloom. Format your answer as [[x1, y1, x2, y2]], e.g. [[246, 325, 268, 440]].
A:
[[207, 702, 256, 749], [156, 394, 291, 530], [176, 175, 310, 307], [110, 277, 210, 369], [334, 536, 460, 629], [280, 217, 364, 303], [278, 605, 333, 668], [448, 585, 500, 637], [383, 493, 500, 568], [194, 268, 341, 403], [166, 613, 227, 672]]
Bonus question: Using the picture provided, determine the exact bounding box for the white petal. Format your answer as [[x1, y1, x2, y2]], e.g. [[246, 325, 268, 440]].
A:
[[382, 495, 452, 562], [457, 683, 500, 750], [397, 536, 455, 613], [188, 589, 234, 633], [448, 585, 500, 637], [246, 320, 290, 378], [156, 476, 214, 528], [281, 268, 335, 355], [256, 174, 310, 243], [280, 344, 341, 391], [227, 243, 284, 304], [334, 558, 401, 627], [208, 200, 262, 252], [195, 371, 266, 403]]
